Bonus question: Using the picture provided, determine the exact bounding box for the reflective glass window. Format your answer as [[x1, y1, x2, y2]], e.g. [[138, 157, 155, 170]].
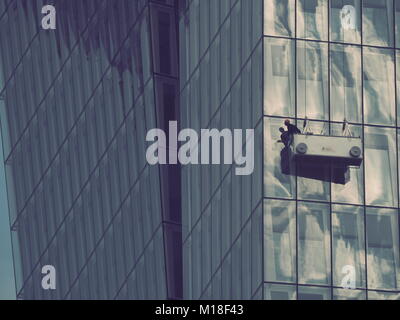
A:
[[297, 0, 329, 40], [298, 202, 331, 285], [297, 41, 329, 120], [298, 286, 331, 299], [366, 207, 400, 290], [363, 47, 395, 125], [264, 38, 295, 117], [365, 126, 397, 207], [330, 44, 362, 123], [368, 291, 400, 299], [330, 0, 361, 43], [332, 205, 366, 288], [333, 289, 366, 300], [264, 283, 296, 300], [264, 0, 295, 37], [264, 200, 296, 283], [363, 0, 394, 47]]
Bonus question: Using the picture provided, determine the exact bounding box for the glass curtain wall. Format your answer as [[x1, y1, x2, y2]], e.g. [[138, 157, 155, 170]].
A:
[[263, 0, 400, 300]]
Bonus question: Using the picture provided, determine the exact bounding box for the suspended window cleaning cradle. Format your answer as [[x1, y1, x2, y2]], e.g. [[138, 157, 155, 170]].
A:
[[291, 118, 363, 168]]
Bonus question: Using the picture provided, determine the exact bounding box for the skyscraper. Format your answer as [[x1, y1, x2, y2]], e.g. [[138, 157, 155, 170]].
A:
[[180, 0, 400, 300], [2, 0, 400, 301], [0, 0, 181, 299]]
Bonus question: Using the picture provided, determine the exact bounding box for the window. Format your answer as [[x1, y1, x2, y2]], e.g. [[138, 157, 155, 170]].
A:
[[298, 0, 329, 40], [264, 200, 296, 283], [264, 0, 295, 37], [298, 286, 331, 299], [330, 0, 361, 43], [298, 202, 331, 285], [297, 41, 329, 120], [368, 291, 400, 300], [332, 205, 366, 288], [363, 0, 394, 47], [363, 47, 395, 125], [366, 207, 400, 290], [333, 289, 366, 300], [264, 283, 296, 300], [330, 44, 362, 123], [264, 38, 295, 117], [150, 4, 178, 76], [365, 126, 397, 207]]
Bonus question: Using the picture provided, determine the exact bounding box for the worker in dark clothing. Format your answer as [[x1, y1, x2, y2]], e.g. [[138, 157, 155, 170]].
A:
[[284, 119, 301, 135], [277, 127, 290, 147], [283, 119, 301, 147]]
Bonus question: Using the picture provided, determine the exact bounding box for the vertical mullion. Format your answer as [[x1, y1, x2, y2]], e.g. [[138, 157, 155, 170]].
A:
[[360, 0, 369, 300], [327, 0, 334, 300], [294, 0, 299, 301], [394, 0, 400, 302], [261, 0, 265, 300]]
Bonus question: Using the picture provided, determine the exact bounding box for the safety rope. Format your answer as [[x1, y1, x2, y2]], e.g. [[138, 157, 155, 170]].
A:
[[340, 40, 353, 137], [302, 117, 313, 135], [342, 45, 347, 127], [342, 118, 353, 137], [304, 42, 307, 121], [320, 122, 328, 135]]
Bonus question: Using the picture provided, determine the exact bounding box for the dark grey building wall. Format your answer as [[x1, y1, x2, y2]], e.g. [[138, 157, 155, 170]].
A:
[[0, 0, 181, 299], [179, 0, 264, 299]]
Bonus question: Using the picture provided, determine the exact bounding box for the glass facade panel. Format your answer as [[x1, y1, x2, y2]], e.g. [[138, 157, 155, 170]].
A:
[[298, 285, 331, 299], [264, 283, 296, 300], [264, 38, 295, 117], [366, 207, 400, 290], [264, 0, 295, 37], [365, 126, 397, 207], [332, 204, 366, 288], [330, 44, 362, 123], [330, 0, 361, 44], [297, 0, 329, 40], [368, 290, 400, 299], [363, 47, 395, 126], [333, 289, 366, 300], [363, 0, 394, 47], [264, 200, 296, 283], [298, 202, 331, 285], [297, 41, 329, 120]]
